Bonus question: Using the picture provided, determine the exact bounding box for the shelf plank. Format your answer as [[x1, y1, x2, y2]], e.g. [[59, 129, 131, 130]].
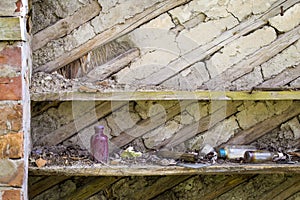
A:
[[30, 90, 300, 101], [29, 164, 300, 176]]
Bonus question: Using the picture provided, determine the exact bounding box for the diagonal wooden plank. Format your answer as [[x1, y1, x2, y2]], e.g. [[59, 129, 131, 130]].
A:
[[140, 0, 296, 85], [227, 101, 300, 144], [111, 101, 192, 149], [202, 24, 300, 90], [259, 175, 300, 200], [64, 176, 121, 200], [32, 0, 101, 51], [165, 101, 242, 148], [200, 175, 255, 200], [29, 176, 70, 199], [257, 63, 300, 88], [134, 175, 192, 200], [34, 0, 192, 73], [38, 101, 126, 146]]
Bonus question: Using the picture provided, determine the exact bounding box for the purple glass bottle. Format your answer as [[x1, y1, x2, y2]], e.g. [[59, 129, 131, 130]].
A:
[[90, 125, 109, 163]]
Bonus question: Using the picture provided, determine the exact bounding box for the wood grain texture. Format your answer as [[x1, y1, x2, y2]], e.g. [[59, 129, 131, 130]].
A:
[[134, 175, 192, 200], [28, 164, 300, 176], [87, 48, 140, 81], [257, 63, 300, 88], [227, 101, 300, 144], [0, 17, 21, 40], [38, 101, 126, 146], [29, 176, 69, 199], [64, 176, 121, 200], [202, 24, 300, 90], [140, 0, 297, 85], [32, 0, 101, 51], [165, 101, 242, 148], [34, 0, 192, 73], [259, 175, 300, 200], [30, 90, 300, 101]]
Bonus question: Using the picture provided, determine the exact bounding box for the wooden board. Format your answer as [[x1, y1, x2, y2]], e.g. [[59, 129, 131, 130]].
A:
[[28, 163, 300, 176], [34, 0, 192, 72], [30, 90, 300, 101], [0, 17, 21, 40], [32, 0, 101, 51]]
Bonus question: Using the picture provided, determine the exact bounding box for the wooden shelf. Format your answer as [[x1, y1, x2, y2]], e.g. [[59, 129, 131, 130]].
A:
[[29, 163, 300, 176], [30, 90, 300, 101]]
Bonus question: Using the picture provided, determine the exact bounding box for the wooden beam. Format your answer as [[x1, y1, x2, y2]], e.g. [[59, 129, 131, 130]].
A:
[[227, 101, 300, 144], [64, 176, 121, 200], [28, 164, 300, 176], [202, 24, 300, 90], [138, 0, 296, 85], [87, 48, 140, 81], [32, 0, 101, 51], [29, 176, 70, 199], [34, 0, 192, 73], [30, 90, 300, 101], [165, 101, 241, 148], [200, 175, 255, 200], [259, 175, 300, 200], [0, 17, 21, 40], [0, 0, 20, 16], [38, 101, 126, 146], [111, 101, 191, 149], [134, 175, 192, 199], [257, 64, 300, 88]]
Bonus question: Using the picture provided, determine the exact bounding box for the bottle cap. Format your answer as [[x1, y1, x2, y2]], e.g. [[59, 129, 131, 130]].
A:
[[219, 148, 226, 158], [94, 125, 104, 132]]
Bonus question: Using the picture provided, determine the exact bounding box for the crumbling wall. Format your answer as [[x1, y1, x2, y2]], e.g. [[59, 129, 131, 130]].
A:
[[0, 0, 31, 199], [32, 0, 300, 90], [30, 0, 300, 199]]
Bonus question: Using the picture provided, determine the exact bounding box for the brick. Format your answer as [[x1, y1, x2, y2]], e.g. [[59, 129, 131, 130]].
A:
[[0, 104, 22, 134], [0, 159, 23, 187], [0, 132, 23, 159], [2, 189, 21, 200], [0, 76, 22, 100], [0, 45, 21, 70]]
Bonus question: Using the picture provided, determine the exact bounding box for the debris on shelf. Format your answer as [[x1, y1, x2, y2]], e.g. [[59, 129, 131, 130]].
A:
[[30, 71, 176, 94], [29, 143, 300, 168]]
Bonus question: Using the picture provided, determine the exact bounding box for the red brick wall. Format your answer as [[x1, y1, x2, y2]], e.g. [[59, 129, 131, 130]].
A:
[[0, 0, 30, 199]]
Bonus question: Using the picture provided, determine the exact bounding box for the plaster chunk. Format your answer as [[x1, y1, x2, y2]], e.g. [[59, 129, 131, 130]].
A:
[[106, 103, 141, 136], [269, 4, 300, 32], [227, 0, 276, 21], [265, 100, 292, 115], [281, 117, 300, 140], [232, 66, 263, 90], [174, 111, 194, 125], [72, 22, 95, 46], [261, 40, 300, 79], [135, 101, 178, 120], [189, 116, 239, 149], [181, 16, 238, 46], [186, 102, 209, 121], [290, 77, 300, 87], [143, 120, 181, 149], [162, 62, 210, 90], [115, 50, 177, 84], [206, 26, 276, 78], [236, 102, 271, 130]]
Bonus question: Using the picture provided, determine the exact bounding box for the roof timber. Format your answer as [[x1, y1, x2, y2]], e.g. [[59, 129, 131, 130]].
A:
[[29, 164, 300, 176], [30, 90, 300, 101], [33, 0, 192, 73]]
